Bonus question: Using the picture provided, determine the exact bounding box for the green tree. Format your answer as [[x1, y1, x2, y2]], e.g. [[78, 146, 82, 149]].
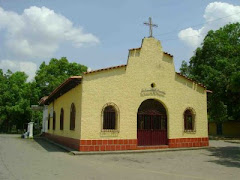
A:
[[0, 69, 7, 129], [0, 70, 32, 132], [180, 60, 190, 77], [0, 57, 88, 133], [180, 23, 240, 122], [35, 57, 87, 98]]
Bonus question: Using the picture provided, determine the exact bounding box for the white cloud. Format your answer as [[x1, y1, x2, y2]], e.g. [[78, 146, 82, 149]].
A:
[[0, 60, 37, 81], [178, 2, 240, 48], [0, 6, 99, 58], [178, 28, 202, 48], [0, 6, 100, 81]]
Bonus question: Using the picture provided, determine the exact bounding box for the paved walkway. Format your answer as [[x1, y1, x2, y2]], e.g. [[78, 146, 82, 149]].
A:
[[0, 134, 240, 180]]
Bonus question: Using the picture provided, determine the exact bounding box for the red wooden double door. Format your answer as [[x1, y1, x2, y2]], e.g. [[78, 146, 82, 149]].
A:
[[137, 99, 168, 146]]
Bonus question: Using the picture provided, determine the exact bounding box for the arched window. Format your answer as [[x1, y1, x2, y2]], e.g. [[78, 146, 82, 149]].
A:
[[70, 103, 76, 130], [60, 108, 64, 130], [48, 114, 50, 130], [184, 109, 195, 131], [103, 105, 117, 130], [53, 111, 56, 130]]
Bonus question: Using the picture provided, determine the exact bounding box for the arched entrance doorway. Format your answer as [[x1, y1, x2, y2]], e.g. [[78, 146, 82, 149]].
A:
[[137, 99, 168, 146]]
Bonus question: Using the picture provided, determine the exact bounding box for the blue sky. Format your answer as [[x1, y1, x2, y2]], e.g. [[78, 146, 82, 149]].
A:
[[0, 0, 240, 80]]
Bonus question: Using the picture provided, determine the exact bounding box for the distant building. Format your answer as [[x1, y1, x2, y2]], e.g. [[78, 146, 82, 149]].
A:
[[209, 121, 240, 137], [41, 37, 209, 151]]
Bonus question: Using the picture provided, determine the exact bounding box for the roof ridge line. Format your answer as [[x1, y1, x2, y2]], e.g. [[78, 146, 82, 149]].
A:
[[84, 64, 127, 75], [175, 72, 206, 88]]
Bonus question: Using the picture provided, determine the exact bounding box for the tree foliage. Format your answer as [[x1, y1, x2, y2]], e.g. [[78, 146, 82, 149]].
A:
[[35, 57, 87, 98], [0, 57, 87, 132], [180, 23, 240, 122], [0, 70, 32, 132]]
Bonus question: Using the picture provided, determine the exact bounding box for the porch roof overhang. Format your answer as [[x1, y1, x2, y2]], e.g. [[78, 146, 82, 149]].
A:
[[38, 96, 48, 105], [44, 76, 82, 105]]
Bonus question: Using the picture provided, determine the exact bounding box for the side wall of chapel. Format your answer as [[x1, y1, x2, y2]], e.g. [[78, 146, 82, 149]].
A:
[[47, 84, 82, 140]]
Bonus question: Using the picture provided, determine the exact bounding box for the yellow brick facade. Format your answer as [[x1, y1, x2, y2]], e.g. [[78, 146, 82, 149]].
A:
[[81, 37, 207, 140], [46, 37, 208, 150]]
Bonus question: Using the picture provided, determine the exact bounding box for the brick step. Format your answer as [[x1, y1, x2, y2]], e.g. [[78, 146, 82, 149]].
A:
[[137, 145, 169, 150]]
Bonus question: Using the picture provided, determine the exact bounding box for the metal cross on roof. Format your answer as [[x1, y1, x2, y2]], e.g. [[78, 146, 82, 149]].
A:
[[144, 17, 158, 37]]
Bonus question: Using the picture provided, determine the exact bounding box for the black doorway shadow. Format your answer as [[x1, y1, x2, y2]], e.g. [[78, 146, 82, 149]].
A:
[[33, 137, 68, 153], [207, 146, 240, 168]]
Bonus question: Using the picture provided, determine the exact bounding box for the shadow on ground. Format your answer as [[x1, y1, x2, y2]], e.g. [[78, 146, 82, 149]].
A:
[[207, 146, 240, 168], [33, 138, 67, 153]]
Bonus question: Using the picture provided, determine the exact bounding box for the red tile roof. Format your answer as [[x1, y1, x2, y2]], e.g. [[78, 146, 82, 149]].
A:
[[43, 48, 208, 104], [84, 64, 127, 75], [43, 69, 208, 105], [38, 96, 48, 105], [44, 76, 82, 104], [175, 72, 206, 88], [164, 52, 173, 57], [84, 64, 205, 89], [206, 90, 213, 93], [129, 47, 141, 51]]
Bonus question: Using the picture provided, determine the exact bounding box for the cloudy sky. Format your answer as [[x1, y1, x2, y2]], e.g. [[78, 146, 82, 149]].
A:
[[0, 0, 240, 81]]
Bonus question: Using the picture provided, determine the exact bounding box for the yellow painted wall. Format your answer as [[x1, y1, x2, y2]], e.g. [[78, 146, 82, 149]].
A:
[[209, 122, 240, 136], [80, 37, 208, 140], [208, 122, 217, 135], [223, 122, 240, 136], [47, 84, 82, 139]]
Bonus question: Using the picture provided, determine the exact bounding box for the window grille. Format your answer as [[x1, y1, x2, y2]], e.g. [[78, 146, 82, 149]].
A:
[[48, 114, 50, 130], [103, 106, 116, 130], [70, 103, 76, 130], [184, 109, 194, 131], [60, 108, 64, 130], [53, 111, 56, 130]]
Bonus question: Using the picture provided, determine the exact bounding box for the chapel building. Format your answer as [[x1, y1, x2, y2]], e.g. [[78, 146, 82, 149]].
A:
[[41, 37, 209, 151]]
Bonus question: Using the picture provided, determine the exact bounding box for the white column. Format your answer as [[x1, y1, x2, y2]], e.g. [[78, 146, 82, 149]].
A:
[[28, 122, 34, 138], [42, 105, 48, 133]]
